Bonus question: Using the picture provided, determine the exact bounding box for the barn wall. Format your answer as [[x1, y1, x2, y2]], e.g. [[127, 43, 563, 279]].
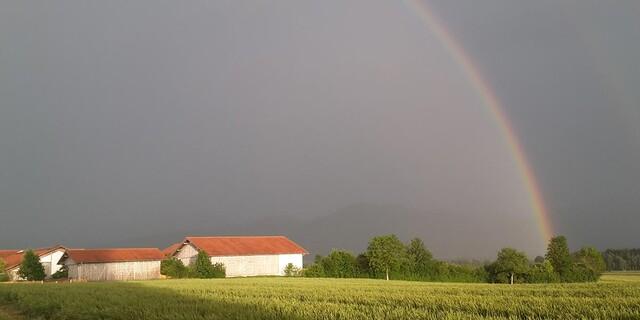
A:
[[174, 243, 198, 266], [278, 254, 303, 275], [40, 250, 65, 277], [210, 255, 280, 277], [68, 261, 161, 281]]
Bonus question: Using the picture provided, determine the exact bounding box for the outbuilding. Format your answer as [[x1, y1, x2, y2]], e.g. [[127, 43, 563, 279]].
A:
[[59, 248, 164, 281], [168, 236, 307, 277], [2, 246, 66, 281]]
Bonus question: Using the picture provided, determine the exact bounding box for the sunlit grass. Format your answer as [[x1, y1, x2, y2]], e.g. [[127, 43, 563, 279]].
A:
[[0, 275, 639, 319]]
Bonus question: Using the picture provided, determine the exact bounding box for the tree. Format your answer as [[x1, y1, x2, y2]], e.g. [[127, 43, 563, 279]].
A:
[[573, 247, 606, 275], [190, 250, 225, 278], [534, 256, 545, 264], [320, 250, 358, 278], [355, 254, 370, 277], [527, 260, 559, 283], [366, 234, 407, 280], [17, 250, 46, 281], [0, 258, 8, 282], [406, 238, 434, 277], [545, 236, 572, 279], [491, 248, 530, 284], [283, 263, 301, 277]]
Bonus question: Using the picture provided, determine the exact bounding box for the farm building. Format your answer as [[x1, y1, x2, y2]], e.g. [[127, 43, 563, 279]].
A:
[[168, 236, 307, 277], [59, 248, 164, 281], [1, 246, 67, 281]]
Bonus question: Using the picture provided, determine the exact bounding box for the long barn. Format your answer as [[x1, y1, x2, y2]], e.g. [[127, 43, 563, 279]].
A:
[[166, 236, 307, 277], [59, 248, 164, 281]]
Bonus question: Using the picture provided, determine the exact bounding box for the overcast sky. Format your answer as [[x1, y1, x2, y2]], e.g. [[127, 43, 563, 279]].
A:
[[1, 1, 638, 258]]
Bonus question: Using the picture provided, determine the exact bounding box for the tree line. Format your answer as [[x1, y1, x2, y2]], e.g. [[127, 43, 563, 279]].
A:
[[294, 235, 606, 284], [603, 249, 640, 271]]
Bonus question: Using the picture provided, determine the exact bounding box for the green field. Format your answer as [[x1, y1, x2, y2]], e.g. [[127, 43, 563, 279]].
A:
[[1, 273, 639, 319]]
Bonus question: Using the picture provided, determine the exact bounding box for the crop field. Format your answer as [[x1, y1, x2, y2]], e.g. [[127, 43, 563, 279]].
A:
[[1, 273, 639, 320]]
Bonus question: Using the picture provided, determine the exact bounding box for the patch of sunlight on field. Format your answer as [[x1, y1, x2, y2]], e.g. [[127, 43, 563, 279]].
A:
[[600, 272, 640, 283]]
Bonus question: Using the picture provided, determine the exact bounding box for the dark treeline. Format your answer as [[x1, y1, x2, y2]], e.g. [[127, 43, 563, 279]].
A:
[[298, 235, 605, 284], [603, 249, 640, 271]]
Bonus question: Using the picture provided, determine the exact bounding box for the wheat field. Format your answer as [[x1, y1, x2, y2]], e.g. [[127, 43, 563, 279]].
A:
[[0, 273, 639, 319]]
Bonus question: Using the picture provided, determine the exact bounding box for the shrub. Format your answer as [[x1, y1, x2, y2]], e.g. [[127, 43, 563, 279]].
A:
[[211, 263, 226, 278], [302, 263, 325, 278], [0, 258, 8, 282], [51, 266, 68, 279], [190, 250, 225, 278], [283, 263, 301, 277], [161, 258, 189, 278]]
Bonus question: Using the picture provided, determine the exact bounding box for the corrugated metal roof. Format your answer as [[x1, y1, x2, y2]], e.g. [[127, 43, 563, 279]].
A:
[[64, 248, 164, 264], [184, 236, 308, 257]]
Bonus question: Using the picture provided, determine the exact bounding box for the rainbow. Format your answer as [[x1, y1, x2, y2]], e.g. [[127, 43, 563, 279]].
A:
[[405, 0, 554, 245]]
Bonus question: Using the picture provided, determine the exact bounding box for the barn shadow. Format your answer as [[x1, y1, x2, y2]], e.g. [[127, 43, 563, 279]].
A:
[[3, 280, 305, 320]]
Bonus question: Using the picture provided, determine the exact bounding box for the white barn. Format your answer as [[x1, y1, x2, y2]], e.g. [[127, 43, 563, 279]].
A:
[[2, 246, 66, 281], [167, 236, 307, 277], [59, 248, 164, 281]]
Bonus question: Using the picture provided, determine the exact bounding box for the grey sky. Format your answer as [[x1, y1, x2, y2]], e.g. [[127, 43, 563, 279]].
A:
[[0, 1, 638, 259]]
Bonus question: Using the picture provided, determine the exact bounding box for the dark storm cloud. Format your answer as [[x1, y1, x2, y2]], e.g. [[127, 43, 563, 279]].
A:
[[428, 0, 640, 249], [0, 1, 637, 258]]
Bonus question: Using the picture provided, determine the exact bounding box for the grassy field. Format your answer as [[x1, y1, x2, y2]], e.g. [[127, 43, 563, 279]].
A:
[[0, 273, 639, 319]]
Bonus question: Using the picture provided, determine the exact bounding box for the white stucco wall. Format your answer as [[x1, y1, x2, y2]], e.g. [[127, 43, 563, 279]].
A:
[[41, 250, 65, 277], [277, 254, 303, 276], [210, 255, 280, 277]]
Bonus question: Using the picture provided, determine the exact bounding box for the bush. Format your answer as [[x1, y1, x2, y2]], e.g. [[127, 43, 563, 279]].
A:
[[51, 266, 69, 279], [211, 263, 226, 278], [0, 259, 8, 282], [302, 263, 325, 278], [190, 250, 225, 279], [161, 258, 189, 278], [527, 261, 560, 283], [283, 263, 301, 277], [17, 250, 46, 281]]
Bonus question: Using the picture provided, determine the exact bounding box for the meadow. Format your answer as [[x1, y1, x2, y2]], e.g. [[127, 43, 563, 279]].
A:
[[1, 273, 639, 320]]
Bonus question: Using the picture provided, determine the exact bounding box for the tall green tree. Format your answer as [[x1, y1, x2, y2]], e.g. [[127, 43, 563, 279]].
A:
[[406, 238, 434, 277], [573, 247, 606, 274], [366, 234, 407, 280], [190, 250, 225, 278], [491, 248, 530, 284], [17, 250, 46, 281], [321, 250, 358, 278], [545, 236, 572, 278], [0, 258, 8, 282]]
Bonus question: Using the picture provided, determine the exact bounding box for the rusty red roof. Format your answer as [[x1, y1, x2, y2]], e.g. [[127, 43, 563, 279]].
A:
[[0, 250, 19, 258], [2, 247, 66, 270], [162, 243, 182, 257], [64, 248, 164, 264], [183, 236, 308, 257]]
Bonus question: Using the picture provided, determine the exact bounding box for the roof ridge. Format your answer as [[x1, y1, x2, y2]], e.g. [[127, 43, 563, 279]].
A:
[[186, 235, 286, 238], [68, 247, 161, 251]]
